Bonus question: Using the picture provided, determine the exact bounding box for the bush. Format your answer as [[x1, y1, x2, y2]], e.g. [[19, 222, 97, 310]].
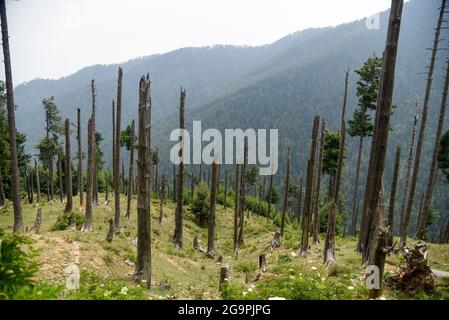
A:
[[234, 260, 258, 273], [50, 212, 85, 231], [191, 181, 209, 227], [0, 229, 39, 299]]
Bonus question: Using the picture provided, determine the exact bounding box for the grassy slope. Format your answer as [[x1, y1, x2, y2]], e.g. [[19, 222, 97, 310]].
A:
[[0, 195, 448, 300]]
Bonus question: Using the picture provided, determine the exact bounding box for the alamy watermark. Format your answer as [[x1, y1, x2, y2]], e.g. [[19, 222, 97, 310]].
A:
[[169, 121, 278, 175]]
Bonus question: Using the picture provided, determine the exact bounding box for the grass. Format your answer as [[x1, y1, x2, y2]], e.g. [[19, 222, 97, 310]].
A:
[[1, 194, 449, 300]]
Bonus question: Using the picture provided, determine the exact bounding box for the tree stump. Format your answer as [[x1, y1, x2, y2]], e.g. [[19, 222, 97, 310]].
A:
[[218, 264, 229, 291], [106, 219, 114, 243], [29, 208, 42, 234], [259, 254, 267, 273], [270, 231, 281, 248]]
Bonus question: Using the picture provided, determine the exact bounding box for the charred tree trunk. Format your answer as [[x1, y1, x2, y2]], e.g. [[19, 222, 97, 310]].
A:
[[207, 158, 219, 258], [350, 134, 364, 236], [313, 120, 325, 244], [416, 58, 449, 240], [77, 108, 84, 211], [280, 146, 291, 236], [300, 116, 320, 256], [82, 117, 95, 232], [399, 102, 419, 247], [402, 0, 446, 246], [64, 118, 73, 213], [387, 146, 401, 246], [238, 139, 248, 246], [233, 164, 240, 255], [1, 0, 23, 232], [173, 88, 186, 249], [126, 120, 135, 219], [133, 75, 152, 288], [360, 0, 404, 266], [113, 68, 123, 233]]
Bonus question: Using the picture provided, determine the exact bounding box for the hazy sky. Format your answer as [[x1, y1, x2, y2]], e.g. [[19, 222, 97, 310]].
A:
[[1, 0, 396, 86]]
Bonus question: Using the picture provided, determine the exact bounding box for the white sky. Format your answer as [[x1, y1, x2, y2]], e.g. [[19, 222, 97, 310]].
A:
[[1, 0, 396, 85]]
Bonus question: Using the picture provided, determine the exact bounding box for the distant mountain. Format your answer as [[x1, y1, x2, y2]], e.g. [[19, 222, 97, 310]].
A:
[[14, 0, 449, 236]]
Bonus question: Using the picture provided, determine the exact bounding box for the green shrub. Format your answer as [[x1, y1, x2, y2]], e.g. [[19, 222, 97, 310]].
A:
[[234, 260, 258, 273], [278, 252, 292, 263], [50, 212, 85, 231], [191, 181, 209, 227], [0, 229, 39, 299]]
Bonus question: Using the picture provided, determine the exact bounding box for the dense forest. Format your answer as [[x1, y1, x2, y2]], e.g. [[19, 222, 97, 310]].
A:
[[1, 0, 449, 302]]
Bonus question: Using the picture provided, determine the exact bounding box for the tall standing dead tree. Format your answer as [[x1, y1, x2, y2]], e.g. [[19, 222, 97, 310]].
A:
[[238, 139, 248, 246], [82, 117, 95, 232], [387, 146, 401, 247], [300, 116, 320, 256], [1, 0, 23, 232], [280, 146, 290, 236], [173, 88, 186, 249], [64, 118, 73, 213], [313, 120, 326, 244], [113, 68, 123, 233], [402, 0, 446, 246], [91, 79, 99, 206], [207, 157, 219, 258], [233, 164, 240, 255], [126, 120, 135, 219], [133, 75, 152, 288], [77, 108, 84, 211], [360, 0, 403, 276], [35, 158, 41, 205]]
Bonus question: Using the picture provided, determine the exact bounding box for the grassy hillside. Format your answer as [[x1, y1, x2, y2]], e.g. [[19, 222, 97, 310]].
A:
[[1, 196, 448, 300]]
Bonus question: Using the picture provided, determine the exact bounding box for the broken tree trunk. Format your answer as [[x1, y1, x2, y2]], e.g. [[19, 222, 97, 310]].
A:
[[218, 265, 229, 291], [360, 0, 404, 264], [82, 117, 95, 233], [126, 120, 135, 219], [29, 208, 42, 234], [207, 157, 219, 258], [77, 108, 84, 212], [133, 75, 152, 288], [64, 118, 73, 213], [313, 120, 325, 244], [113, 68, 123, 233]]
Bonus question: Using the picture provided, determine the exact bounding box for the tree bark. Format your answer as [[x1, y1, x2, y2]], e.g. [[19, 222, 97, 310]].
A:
[[238, 139, 248, 246], [173, 88, 186, 249], [113, 68, 123, 233], [280, 146, 290, 236], [207, 157, 219, 258], [300, 116, 320, 256], [77, 108, 84, 211], [159, 174, 166, 224], [297, 178, 303, 225], [35, 159, 41, 205], [387, 146, 401, 246], [82, 117, 95, 232], [267, 168, 273, 221], [415, 58, 449, 240], [91, 79, 98, 206], [172, 164, 177, 203], [58, 152, 64, 203], [133, 75, 152, 288], [126, 120, 135, 219], [224, 169, 228, 212], [401, 0, 446, 246], [64, 118, 73, 213], [1, 0, 23, 232], [361, 0, 404, 265], [350, 134, 364, 236]]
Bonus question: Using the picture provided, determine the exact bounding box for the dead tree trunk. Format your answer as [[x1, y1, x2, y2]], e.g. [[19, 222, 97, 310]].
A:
[[224, 169, 228, 212], [300, 116, 320, 256], [280, 147, 291, 236], [159, 174, 166, 224], [267, 169, 273, 221], [238, 139, 248, 246], [58, 152, 64, 204], [64, 118, 73, 213], [360, 0, 404, 265], [387, 146, 401, 247], [172, 164, 176, 203], [133, 75, 152, 288], [24, 164, 32, 204], [218, 265, 229, 291], [77, 108, 83, 211], [30, 208, 42, 234], [173, 88, 186, 249], [1, 0, 23, 232], [399, 102, 419, 247], [91, 79, 98, 206], [350, 134, 364, 236], [82, 117, 95, 233], [113, 68, 123, 233], [402, 0, 446, 246], [233, 164, 240, 255], [35, 159, 41, 205], [416, 58, 449, 240], [126, 120, 135, 219], [313, 120, 326, 244], [297, 178, 303, 225], [207, 157, 219, 258]]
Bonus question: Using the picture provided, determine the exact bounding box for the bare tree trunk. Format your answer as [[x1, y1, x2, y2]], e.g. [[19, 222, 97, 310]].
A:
[[1, 0, 23, 232], [172, 164, 176, 203], [24, 164, 32, 204], [313, 120, 325, 244], [126, 120, 135, 219], [173, 88, 186, 249], [267, 169, 273, 221], [35, 159, 41, 205], [233, 164, 240, 255], [224, 169, 228, 212], [58, 152, 64, 203], [133, 75, 152, 288], [402, 0, 446, 246], [361, 0, 403, 267], [76, 108, 84, 211], [91, 79, 98, 206], [300, 116, 320, 256], [159, 174, 166, 224], [64, 118, 73, 213], [113, 68, 123, 233], [416, 58, 449, 240], [297, 178, 303, 225], [350, 134, 364, 236], [280, 146, 291, 236], [238, 139, 248, 246], [154, 148, 158, 198], [82, 117, 95, 232], [387, 146, 401, 246], [399, 102, 419, 247], [207, 157, 219, 258]]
